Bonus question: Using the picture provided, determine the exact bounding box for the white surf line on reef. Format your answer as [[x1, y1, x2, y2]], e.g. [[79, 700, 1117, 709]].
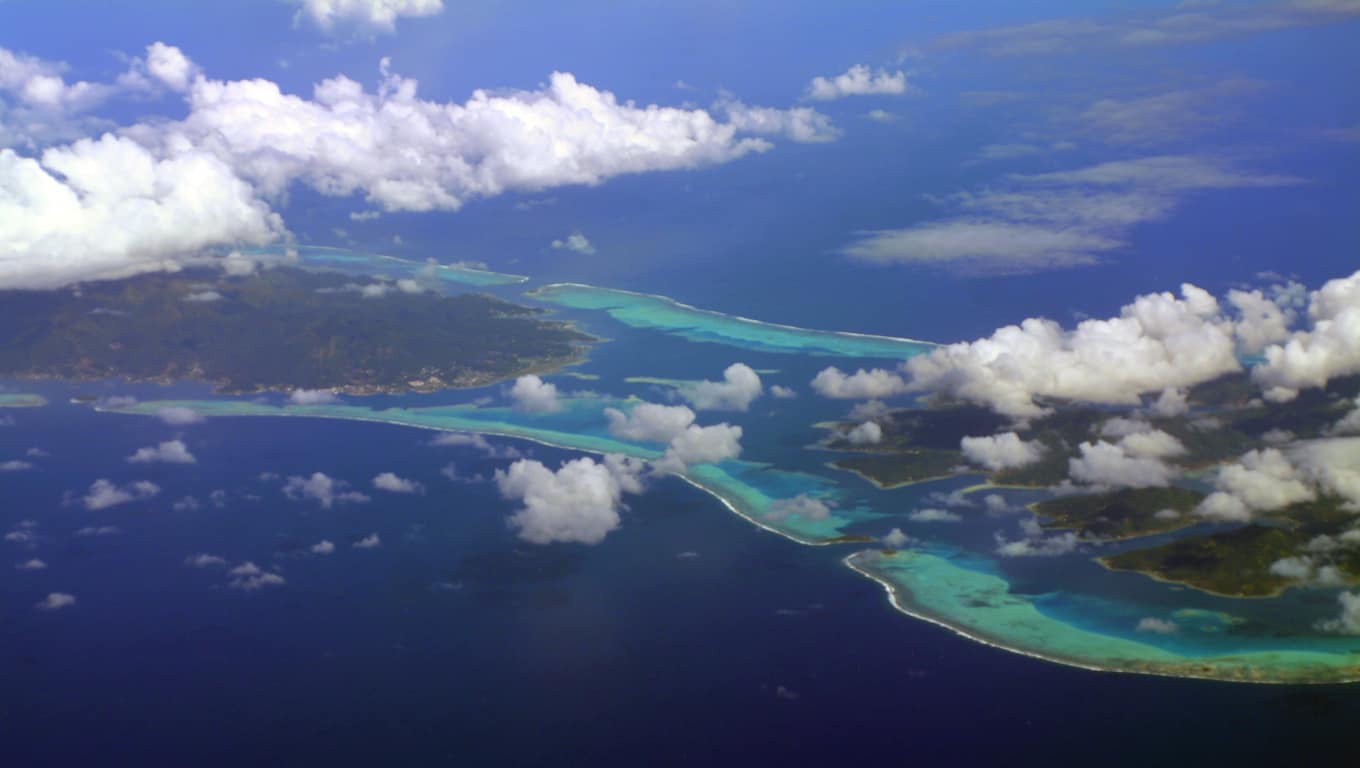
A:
[[842, 553, 1360, 685], [529, 283, 940, 348], [98, 402, 841, 547]]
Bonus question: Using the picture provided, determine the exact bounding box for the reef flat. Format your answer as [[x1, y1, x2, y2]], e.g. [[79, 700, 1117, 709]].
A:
[[0, 393, 47, 408], [849, 550, 1360, 684], [527, 283, 935, 359], [103, 397, 871, 545]]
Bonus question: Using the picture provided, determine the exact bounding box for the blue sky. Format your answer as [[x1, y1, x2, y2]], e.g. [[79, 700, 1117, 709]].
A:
[[1, 0, 1357, 336]]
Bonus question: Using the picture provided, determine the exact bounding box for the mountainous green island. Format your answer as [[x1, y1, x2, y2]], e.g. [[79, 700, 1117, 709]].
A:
[[824, 373, 1360, 599], [0, 268, 592, 395]]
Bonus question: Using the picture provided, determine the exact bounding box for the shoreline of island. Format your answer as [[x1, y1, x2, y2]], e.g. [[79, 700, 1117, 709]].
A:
[[844, 551, 1360, 685]]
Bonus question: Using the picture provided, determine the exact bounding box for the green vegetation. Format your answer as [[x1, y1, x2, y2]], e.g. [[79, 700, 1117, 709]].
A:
[[0, 268, 593, 394], [1034, 487, 1205, 540], [1101, 497, 1360, 597], [832, 450, 962, 489], [1102, 525, 1303, 597]]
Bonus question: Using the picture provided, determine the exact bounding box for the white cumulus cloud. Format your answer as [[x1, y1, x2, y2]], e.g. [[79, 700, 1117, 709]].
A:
[[679, 363, 763, 411], [496, 454, 646, 545], [282, 472, 371, 508], [806, 65, 909, 100], [551, 232, 595, 255], [846, 421, 883, 445], [292, 0, 444, 35], [127, 439, 196, 464], [82, 478, 160, 510], [960, 431, 1045, 471], [1253, 269, 1360, 401], [373, 472, 423, 493], [509, 375, 561, 413], [902, 282, 1240, 418], [811, 367, 908, 399], [605, 402, 696, 443]]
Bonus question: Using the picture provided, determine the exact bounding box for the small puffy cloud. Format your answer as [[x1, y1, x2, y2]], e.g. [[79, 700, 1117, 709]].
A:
[[806, 65, 909, 100], [228, 561, 286, 590], [994, 518, 1080, 557], [509, 375, 561, 413], [172, 496, 201, 511], [960, 432, 1045, 471], [35, 592, 76, 611], [155, 406, 205, 425], [496, 454, 645, 545], [292, 0, 444, 35], [139, 42, 200, 93], [551, 232, 595, 255], [1253, 270, 1360, 401], [1319, 591, 1360, 635], [680, 363, 763, 411], [849, 399, 891, 421], [289, 389, 339, 405], [769, 385, 797, 399], [811, 367, 908, 399], [1099, 417, 1152, 439], [1068, 440, 1176, 488], [909, 508, 962, 523], [1289, 438, 1360, 508], [282, 472, 370, 508], [1136, 617, 1179, 634], [429, 431, 522, 459], [185, 553, 227, 568], [0, 459, 33, 472], [353, 533, 382, 549], [1228, 286, 1298, 355], [311, 540, 335, 555], [182, 290, 223, 303], [1268, 555, 1344, 586], [82, 478, 160, 510], [605, 403, 696, 443], [765, 494, 833, 522], [716, 99, 839, 143], [15, 558, 47, 571], [1195, 447, 1317, 521], [1116, 429, 1186, 460], [1148, 387, 1190, 418], [74, 525, 118, 537], [882, 528, 913, 548], [373, 472, 423, 493], [846, 421, 883, 445], [658, 423, 743, 472], [127, 439, 196, 464], [984, 494, 1012, 514], [1331, 401, 1360, 436]]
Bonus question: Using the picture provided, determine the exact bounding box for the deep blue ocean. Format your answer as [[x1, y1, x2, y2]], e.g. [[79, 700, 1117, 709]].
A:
[[6, 373, 1360, 766]]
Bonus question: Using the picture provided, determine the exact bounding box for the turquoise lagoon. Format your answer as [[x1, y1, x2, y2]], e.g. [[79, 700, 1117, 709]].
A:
[[526, 283, 935, 359], [88, 249, 1360, 684]]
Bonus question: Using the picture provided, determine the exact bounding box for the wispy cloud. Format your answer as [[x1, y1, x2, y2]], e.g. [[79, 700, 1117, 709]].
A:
[[932, 1, 1360, 58], [840, 155, 1303, 273]]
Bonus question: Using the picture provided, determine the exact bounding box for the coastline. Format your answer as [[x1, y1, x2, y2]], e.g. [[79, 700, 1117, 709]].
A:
[[844, 551, 1360, 685], [526, 282, 939, 355], [88, 394, 1360, 684], [8, 349, 591, 399]]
